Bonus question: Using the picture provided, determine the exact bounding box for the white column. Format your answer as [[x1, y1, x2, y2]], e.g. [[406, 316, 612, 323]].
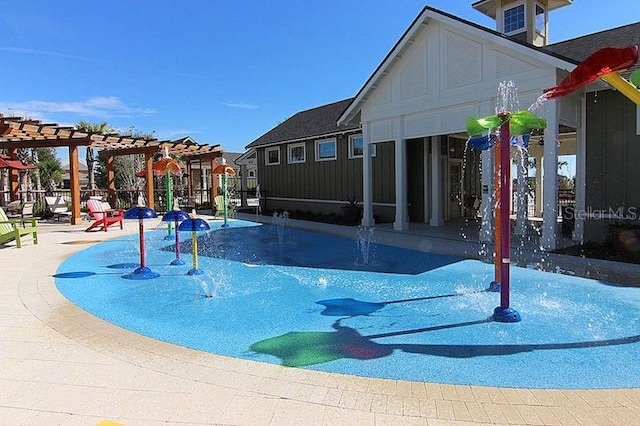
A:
[[573, 96, 586, 243], [393, 117, 408, 231], [362, 122, 374, 227], [515, 148, 529, 235], [430, 136, 443, 226], [479, 149, 493, 241], [423, 137, 431, 223], [535, 155, 543, 216], [239, 164, 248, 207], [541, 102, 559, 250]]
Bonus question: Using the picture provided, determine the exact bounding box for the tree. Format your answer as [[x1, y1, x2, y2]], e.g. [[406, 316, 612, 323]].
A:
[[93, 126, 157, 205], [75, 121, 114, 190], [34, 148, 63, 191]]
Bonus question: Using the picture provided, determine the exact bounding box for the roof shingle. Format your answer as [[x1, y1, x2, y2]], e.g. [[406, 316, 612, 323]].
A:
[[246, 98, 359, 149]]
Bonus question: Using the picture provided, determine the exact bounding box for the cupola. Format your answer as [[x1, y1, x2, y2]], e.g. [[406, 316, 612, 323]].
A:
[[472, 0, 572, 46]]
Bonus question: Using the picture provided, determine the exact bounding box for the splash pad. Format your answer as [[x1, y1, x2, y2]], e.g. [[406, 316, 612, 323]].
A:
[[54, 220, 640, 389]]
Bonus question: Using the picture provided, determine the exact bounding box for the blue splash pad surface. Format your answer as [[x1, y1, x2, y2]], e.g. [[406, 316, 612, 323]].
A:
[[55, 219, 640, 389]]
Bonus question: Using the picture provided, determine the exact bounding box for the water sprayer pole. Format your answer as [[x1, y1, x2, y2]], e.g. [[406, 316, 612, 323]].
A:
[[499, 116, 511, 308], [494, 136, 502, 285], [138, 218, 146, 268], [223, 173, 228, 225], [174, 218, 181, 261], [192, 230, 199, 270], [165, 170, 173, 236]]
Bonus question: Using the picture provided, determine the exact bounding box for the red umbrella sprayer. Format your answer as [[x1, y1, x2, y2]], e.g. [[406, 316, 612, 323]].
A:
[[543, 45, 639, 101], [212, 158, 236, 228], [122, 197, 159, 280], [177, 212, 211, 276]]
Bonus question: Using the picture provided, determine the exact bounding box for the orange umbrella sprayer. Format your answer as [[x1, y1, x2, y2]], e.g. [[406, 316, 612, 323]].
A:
[[154, 147, 183, 238], [212, 158, 236, 228]]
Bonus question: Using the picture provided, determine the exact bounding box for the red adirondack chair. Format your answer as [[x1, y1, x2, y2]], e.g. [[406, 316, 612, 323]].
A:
[[85, 199, 124, 232]]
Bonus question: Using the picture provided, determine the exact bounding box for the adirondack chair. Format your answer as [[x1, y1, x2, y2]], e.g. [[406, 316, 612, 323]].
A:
[[214, 195, 235, 218], [85, 199, 124, 232], [0, 207, 38, 248]]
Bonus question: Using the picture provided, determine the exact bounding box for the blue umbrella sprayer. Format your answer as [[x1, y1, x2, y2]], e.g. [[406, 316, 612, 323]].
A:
[[177, 212, 211, 276], [123, 199, 159, 280], [161, 200, 190, 266]]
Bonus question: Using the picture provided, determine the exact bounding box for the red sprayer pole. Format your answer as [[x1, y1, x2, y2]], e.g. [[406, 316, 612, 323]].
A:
[[174, 218, 181, 261], [138, 218, 146, 268], [494, 135, 502, 286], [499, 116, 511, 308]]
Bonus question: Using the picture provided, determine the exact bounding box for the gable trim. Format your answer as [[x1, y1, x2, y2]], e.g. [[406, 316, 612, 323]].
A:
[[338, 6, 577, 126]]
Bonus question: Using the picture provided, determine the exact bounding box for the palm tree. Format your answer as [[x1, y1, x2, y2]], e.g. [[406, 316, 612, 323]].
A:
[[75, 121, 114, 190]]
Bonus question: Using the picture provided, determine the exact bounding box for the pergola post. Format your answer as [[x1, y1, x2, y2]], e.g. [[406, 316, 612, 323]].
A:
[[186, 161, 193, 201], [144, 152, 154, 209], [68, 145, 83, 224], [106, 153, 116, 207], [8, 148, 20, 202]]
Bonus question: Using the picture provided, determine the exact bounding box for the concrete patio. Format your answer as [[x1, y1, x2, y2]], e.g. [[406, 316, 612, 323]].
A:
[[1, 216, 640, 425]]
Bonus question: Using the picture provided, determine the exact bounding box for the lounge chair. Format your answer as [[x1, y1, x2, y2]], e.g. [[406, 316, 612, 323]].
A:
[[5, 200, 34, 219], [5, 200, 22, 218], [21, 201, 35, 219], [0, 207, 38, 248], [214, 195, 235, 218], [45, 196, 73, 221], [85, 199, 124, 232]]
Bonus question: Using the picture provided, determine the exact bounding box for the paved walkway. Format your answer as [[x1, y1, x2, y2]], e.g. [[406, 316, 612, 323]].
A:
[[2, 218, 640, 425]]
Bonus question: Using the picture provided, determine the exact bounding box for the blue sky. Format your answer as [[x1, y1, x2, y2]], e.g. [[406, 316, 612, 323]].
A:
[[1, 0, 637, 164]]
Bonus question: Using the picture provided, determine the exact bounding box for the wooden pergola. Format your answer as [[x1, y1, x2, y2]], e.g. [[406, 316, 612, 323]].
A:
[[0, 114, 223, 224]]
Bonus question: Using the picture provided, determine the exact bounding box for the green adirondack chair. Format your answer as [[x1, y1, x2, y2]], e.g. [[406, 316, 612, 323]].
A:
[[0, 206, 38, 248]]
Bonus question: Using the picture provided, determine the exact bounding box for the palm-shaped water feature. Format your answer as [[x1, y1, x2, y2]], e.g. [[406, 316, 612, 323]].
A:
[[466, 45, 640, 322]]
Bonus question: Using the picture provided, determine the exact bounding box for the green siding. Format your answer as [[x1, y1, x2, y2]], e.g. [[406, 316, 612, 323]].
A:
[[585, 90, 640, 242], [407, 138, 426, 222], [256, 134, 397, 219]]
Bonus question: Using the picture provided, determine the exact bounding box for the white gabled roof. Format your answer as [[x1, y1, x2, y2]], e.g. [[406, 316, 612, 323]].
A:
[[337, 6, 577, 126]]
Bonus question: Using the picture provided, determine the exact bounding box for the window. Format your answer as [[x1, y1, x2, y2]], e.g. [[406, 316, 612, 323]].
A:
[[265, 147, 280, 165], [349, 134, 364, 158], [248, 170, 255, 177], [288, 143, 306, 164], [503, 4, 525, 34], [349, 134, 376, 158], [535, 3, 546, 35], [315, 138, 337, 161]]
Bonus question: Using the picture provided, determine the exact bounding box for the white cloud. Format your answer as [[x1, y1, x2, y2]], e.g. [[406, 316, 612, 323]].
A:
[[156, 129, 202, 139], [222, 102, 258, 110], [0, 46, 99, 63], [0, 96, 155, 118]]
